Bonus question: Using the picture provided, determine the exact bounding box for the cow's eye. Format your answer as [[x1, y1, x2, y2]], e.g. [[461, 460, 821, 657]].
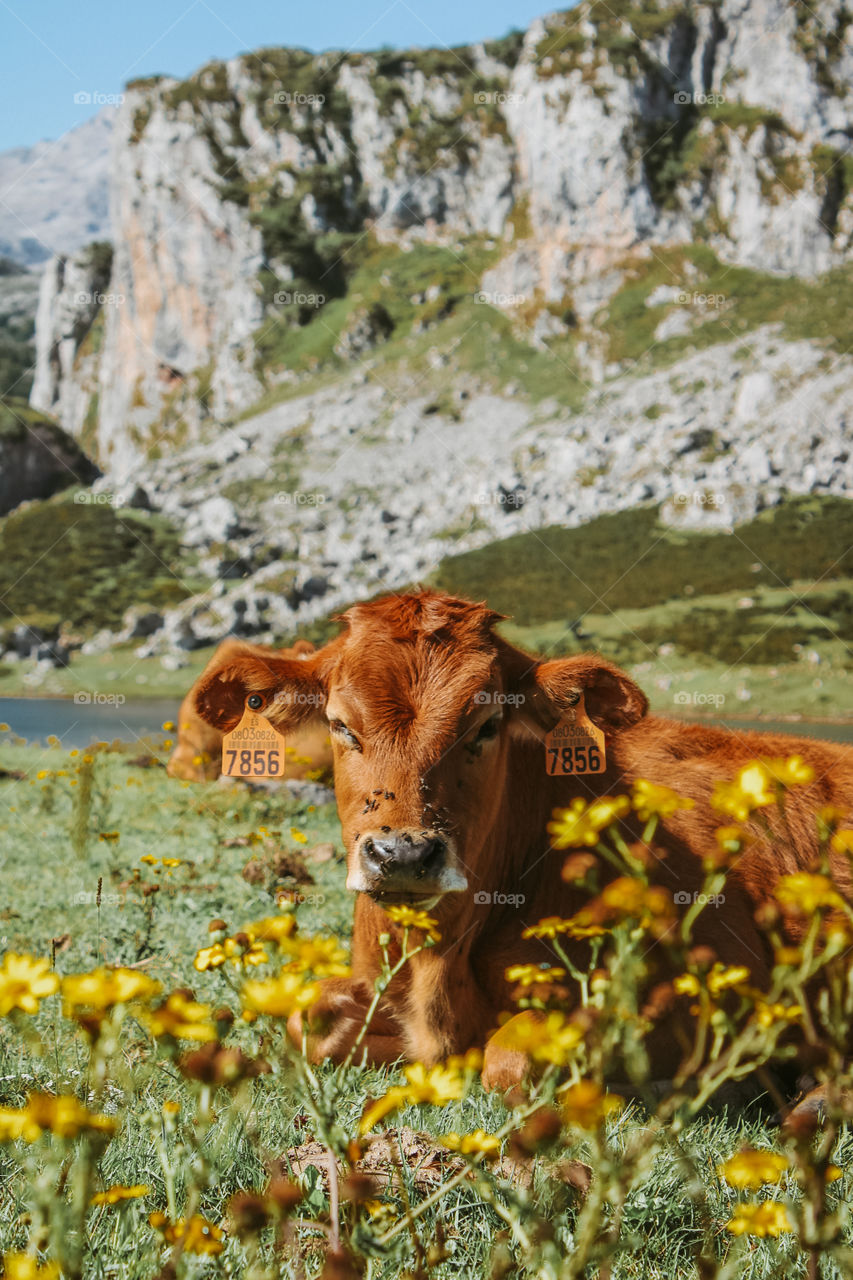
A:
[[475, 715, 501, 743], [330, 719, 361, 750]]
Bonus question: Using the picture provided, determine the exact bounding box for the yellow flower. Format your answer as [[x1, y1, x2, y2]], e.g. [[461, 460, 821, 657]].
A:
[[674, 973, 701, 997], [193, 944, 227, 972], [711, 762, 776, 822], [162, 721, 175, 731], [522, 915, 606, 940], [144, 993, 217, 1042], [706, 964, 751, 997], [499, 1010, 584, 1066], [440, 1129, 501, 1158], [632, 779, 694, 822], [775, 873, 844, 915], [92, 1183, 149, 1205], [831, 828, 853, 855], [714, 825, 750, 856], [62, 967, 161, 1013], [359, 1058, 471, 1134], [241, 972, 319, 1018], [725, 1201, 793, 1237], [0, 954, 58, 1016], [149, 1213, 224, 1255], [1, 1254, 61, 1280], [162, 857, 182, 868], [98, 831, 120, 843], [384, 904, 441, 941], [505, 964, 566, 987], [140, 855, 158, 866], [760, 755, 815, 787], [290, 827, 308, 844], [548, 796, 630, 849], [281, 935, 350, 977], [3, 1093, 117, 1142], [718, 1149, 789, 1188], [248, 914, 297, 946], [754, 1000, 802, 1029], [561, 1080, 622, 1129]]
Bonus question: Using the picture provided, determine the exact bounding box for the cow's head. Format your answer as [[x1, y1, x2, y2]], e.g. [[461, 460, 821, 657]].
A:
[[194, 593, 647, 906]]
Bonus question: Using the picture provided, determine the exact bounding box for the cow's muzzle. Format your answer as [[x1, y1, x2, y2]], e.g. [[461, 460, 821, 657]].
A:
[[347, 827, 468, 899]]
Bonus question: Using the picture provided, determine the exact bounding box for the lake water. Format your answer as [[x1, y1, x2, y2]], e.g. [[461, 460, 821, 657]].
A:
[[0, 697, 182, 749], [0, 698, 850, 750]]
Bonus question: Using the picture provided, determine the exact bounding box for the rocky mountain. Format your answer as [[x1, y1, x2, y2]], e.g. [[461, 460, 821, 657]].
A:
[[19, 0, 853, 654], [0, 111, 113, 268]]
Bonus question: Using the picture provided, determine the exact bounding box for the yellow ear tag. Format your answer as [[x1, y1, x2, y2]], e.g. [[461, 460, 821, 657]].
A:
[[544, 693, 606, 776], [222, 698, 287, 780]]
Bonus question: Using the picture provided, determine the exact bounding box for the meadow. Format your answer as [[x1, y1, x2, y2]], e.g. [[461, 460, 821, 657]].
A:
[[1, 737, 852, 1279]]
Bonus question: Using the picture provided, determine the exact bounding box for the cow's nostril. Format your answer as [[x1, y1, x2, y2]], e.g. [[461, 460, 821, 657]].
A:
[[362, 833, 447, 880]]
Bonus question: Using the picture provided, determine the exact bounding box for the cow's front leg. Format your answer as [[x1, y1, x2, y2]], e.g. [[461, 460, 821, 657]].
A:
[[286, 976, 406, 1066], [481, 1010, 543, 1092]]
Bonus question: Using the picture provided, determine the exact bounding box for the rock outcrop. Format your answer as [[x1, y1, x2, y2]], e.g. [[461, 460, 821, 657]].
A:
[[29, 0, 853, 474]]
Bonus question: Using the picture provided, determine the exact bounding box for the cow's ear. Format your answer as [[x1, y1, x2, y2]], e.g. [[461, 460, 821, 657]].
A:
[[194, 647, 327, 732], [512, 654, 648, 733]]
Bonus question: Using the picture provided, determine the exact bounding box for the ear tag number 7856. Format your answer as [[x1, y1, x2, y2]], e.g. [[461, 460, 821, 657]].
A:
[[545, 693, 606, 775], [222, 696, 287, 780]]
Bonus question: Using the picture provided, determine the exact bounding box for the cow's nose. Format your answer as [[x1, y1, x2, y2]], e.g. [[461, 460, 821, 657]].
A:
[[361, 833, 447, 881]]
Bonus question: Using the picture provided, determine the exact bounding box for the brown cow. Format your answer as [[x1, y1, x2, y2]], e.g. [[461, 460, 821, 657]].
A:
[[168, 638, 333, 785], [192, 591, 853, 1088]]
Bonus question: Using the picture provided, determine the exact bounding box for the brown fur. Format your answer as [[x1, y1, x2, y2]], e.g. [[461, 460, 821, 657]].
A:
[[193, 592, 853, 1085], [168, 638, 333, 784]]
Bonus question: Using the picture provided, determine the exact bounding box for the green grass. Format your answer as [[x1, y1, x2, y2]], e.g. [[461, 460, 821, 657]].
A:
[[2, 743, 853, 1277], [0, 494, 206, 634], [431, 496, 853, 626]]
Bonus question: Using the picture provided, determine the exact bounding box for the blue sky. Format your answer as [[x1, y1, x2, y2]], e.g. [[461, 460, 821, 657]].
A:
[[0, 0, 556, 151]]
